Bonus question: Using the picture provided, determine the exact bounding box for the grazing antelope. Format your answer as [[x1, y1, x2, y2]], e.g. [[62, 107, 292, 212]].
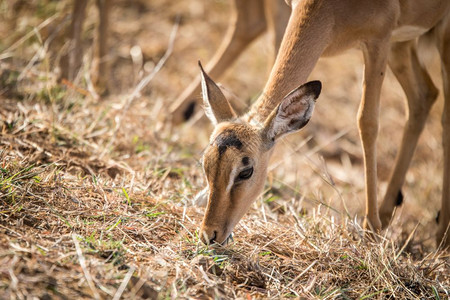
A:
[[59, 0, 110, 92], [170, 0, 291, 124], [197, 0, 450, 248]]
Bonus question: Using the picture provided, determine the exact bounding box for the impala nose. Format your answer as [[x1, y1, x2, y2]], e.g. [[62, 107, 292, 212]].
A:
[[200, 229, 217, 245]]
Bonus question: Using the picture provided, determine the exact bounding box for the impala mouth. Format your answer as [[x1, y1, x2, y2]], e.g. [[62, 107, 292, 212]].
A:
[[221, 233, 234, 246]]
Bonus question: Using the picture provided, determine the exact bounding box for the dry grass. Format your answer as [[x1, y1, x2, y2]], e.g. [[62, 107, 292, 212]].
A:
[[1, 0, 449, 299]]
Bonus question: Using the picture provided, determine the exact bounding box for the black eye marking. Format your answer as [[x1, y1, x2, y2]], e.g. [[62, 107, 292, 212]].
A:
[[215, 130, 242, 156], [242, 156, 249, 166], [236, 167, 253, 182]]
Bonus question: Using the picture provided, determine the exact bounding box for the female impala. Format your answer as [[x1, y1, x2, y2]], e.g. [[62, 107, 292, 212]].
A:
[[197, 0, 450, 247], [60, 0, 109, 92]]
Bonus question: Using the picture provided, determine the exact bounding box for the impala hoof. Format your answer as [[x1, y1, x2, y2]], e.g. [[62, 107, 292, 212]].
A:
[[183, 101, 197, 121], [379, 189, 403, 229], [435, 211, 449, 249], [363, 216, 382, 242], [436, 223, 450, 249], [395, 190, 403, 206]]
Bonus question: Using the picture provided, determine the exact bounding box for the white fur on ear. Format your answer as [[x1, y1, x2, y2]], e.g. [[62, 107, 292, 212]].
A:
[[265, 81, 321, 142], [201, 78, 218, 125], [199, 61, 236, 124]]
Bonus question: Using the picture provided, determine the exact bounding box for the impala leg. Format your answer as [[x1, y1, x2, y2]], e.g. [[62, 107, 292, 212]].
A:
[[170, 0, 267, 125], [91, 0, 110, 94], [437, 21, 450, 248], [379, 41, 438, 228], [359, 38, 390, 234], [59, 0, 88, 82]]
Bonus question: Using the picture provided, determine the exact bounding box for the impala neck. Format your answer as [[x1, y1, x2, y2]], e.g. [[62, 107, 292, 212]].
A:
[[248, 0, 333, 124]]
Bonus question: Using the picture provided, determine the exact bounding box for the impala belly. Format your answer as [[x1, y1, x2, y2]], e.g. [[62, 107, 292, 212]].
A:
[[391, 25, 428, 42]]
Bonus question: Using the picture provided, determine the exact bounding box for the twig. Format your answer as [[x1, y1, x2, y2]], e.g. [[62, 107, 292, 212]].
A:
[[0, 13, 60, 60], [112, 265, 136, 300], [281, 260, 317, 294], [72, 233, 101, 300]]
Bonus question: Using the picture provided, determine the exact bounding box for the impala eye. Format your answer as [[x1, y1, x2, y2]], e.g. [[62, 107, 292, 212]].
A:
[[237, 167, 253, 181]]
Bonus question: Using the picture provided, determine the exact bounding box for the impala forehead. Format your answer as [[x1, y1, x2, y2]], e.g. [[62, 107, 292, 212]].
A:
[[210, 122, 261, 149], [215, 129, 243, 157], [203, 123, 260, 176]]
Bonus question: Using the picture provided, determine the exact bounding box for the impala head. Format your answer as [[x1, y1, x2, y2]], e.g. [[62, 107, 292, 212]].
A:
[[197, 62, 321, 245]]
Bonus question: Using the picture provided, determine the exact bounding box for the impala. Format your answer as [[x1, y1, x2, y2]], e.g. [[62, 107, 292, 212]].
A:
[[197, 0, 450, 248], [60, 0, 110, 92]]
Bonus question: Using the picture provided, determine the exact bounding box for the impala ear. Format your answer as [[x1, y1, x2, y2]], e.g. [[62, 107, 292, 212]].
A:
[[199, 61, 236, 124], [263, 81, 321, 144]]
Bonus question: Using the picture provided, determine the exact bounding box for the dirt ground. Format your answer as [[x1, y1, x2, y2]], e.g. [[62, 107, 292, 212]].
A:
[[1, 0, 449, 298]]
